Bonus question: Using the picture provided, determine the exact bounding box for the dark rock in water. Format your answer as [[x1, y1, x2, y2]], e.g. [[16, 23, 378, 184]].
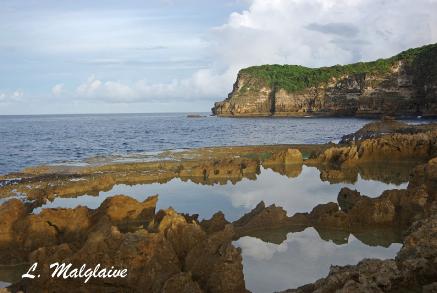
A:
[[187, 114, 206, 118]]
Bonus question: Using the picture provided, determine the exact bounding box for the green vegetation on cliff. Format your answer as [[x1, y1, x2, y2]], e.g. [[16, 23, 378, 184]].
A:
[[239, 43, 437, 93]]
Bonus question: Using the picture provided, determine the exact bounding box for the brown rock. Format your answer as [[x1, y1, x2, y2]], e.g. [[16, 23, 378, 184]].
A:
[[309, 202, 350, 228], [285, 148, 303, 164], [0, 199, 27, 247], [96, 194, 157, 226], [337, 187, 362, 212], [13, 206, 91, 254], [6, 195, 247, 292], [185, 225, 246, 293], [162, 272, 203, 293], [200, 211, 229, 234], [233, 201, 289, 232]]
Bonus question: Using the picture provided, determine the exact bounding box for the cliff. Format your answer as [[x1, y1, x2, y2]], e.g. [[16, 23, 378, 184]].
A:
[[212, 43, 437, 117]]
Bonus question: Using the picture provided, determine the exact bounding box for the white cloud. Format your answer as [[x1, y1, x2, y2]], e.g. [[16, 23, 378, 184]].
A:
[[236, 236, 289, 261], [212, 0, 437, 68], [53, 0, 437, 104], [51, 84, 64, 96], [70, 71, 234, 103], [0, 90, 24, 103]]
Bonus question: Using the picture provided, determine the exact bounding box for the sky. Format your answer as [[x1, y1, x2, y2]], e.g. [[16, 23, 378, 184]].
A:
[[0, 0, 437, 115]]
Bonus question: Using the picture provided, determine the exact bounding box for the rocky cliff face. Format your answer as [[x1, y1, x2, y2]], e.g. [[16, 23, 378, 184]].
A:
[[212, 44, 437, 117]]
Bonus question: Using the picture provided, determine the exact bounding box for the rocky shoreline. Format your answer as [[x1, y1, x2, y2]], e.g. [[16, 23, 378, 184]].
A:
[[0, 120, 436, 292]]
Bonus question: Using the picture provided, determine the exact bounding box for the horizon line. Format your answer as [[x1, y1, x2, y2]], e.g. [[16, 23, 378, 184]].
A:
[[0, 111, 211, 117]]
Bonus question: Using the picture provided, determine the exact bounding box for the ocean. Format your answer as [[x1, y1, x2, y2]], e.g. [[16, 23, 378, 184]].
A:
[[0, 113, 374, 174], [0, 113, 378, 175]]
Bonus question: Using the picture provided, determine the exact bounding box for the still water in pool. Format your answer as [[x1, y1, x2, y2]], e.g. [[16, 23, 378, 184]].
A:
[[30, 164, 410, 292]]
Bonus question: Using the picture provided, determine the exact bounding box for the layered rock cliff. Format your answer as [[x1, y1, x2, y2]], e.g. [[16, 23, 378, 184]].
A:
[[212, 43, 437, 117]]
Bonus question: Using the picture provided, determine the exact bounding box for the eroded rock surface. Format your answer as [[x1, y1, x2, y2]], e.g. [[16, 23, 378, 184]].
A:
[[308, 121, 437, 167], [2, 195, 246, 293]]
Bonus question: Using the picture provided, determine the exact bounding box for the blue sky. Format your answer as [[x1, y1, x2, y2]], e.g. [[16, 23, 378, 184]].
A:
[[1, 0, 436, 114]]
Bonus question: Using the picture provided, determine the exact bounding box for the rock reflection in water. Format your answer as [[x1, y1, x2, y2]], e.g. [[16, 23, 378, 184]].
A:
[[316, 161, 418, 185], [234, 227, 402, 293], [37, 166, 409, 221]]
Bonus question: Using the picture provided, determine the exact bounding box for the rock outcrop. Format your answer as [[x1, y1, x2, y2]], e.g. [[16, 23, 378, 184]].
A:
[[212, 43, 437, 117], [233, 156, 437, 240], [307, 121, 437, 167], [277, 152, 437, 292], [2, 195, 246, 293]]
